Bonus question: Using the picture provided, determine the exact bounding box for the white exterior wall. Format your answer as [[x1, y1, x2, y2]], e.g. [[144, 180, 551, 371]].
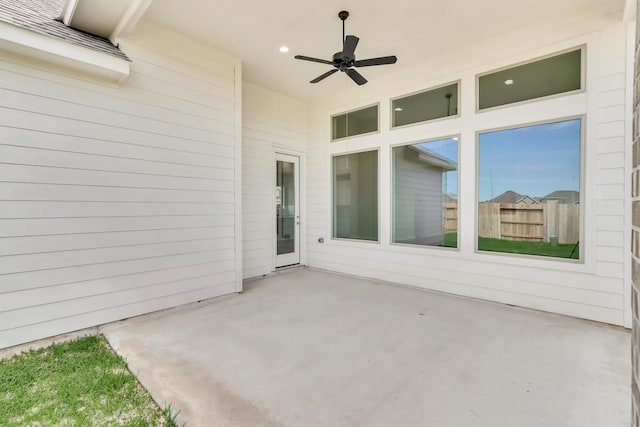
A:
[[306, 12, 632, 326], [0, 21, 242, 349], [242, 82, 306, 279]]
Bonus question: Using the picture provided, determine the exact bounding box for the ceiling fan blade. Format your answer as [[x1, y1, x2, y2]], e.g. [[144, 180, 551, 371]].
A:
[[353, 56, 398, 67], [310, 69, 339, 83], [346, 68, 367, 85], [294, 55, 334, 65], [342, 35, 359, 59]]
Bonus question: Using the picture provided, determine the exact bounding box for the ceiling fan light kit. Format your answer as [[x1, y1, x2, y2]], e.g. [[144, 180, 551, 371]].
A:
[[295, 10, 398, 86]]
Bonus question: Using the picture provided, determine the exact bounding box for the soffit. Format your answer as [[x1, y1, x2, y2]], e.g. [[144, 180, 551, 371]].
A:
[[143, 0, 625, 102], [65, 0, 131, 39]]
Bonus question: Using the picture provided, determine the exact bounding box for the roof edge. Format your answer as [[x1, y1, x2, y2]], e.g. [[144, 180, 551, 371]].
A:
[[0, 20, 130, 83]]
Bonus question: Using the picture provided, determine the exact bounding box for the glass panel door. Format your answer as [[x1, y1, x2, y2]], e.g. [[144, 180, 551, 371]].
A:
[[275, 154, 300, 267]]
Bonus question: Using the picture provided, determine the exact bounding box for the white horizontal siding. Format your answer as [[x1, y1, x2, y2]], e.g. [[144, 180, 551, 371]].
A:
[[0, 281, 237, 349], [0, 22, 240, 349], [242, 82, 306, 278], [305, 14, 630, 325]]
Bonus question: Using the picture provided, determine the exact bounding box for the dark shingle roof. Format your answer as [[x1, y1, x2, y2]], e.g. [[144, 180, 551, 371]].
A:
[[487, 190, 523, 204], [0, 0, 129, 61], [541, 190, 580, 204]]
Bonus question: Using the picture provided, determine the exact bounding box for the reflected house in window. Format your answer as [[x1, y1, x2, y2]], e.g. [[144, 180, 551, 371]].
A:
[[487, 190, 539, 205], [393, 144, 457, 246], [517, 195, 539, 205], [540, 190, 580, 204]]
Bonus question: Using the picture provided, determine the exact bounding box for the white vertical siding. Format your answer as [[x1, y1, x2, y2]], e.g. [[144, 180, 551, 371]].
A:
[[305, 13, 630, 325], [242, 82, 306, 279], [0, 21, 241, 349]]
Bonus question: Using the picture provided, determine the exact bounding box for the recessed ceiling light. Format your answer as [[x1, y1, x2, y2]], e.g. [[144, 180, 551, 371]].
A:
[[504, 79, 514, 85], [394, 107, 403, 112], [279, 46, 289, 53]]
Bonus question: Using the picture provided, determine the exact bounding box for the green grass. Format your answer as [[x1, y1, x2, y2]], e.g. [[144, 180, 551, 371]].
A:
[[478, 236, 579, 259], [0, 335, 180, 427], [443, 232, 458, 248], [443, 233, 579, 259]]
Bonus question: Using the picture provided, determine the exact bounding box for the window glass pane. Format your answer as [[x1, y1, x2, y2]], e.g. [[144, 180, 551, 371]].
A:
[[392, 83, 458, 127], [331, 105, 378, 140], [276, 160, 295, 255], [332, 114, 347, 140], [478, 49, 581, 110], [477, 119, 581, 259], [392, 138, 458, 247], [333, 150, 378, 241]]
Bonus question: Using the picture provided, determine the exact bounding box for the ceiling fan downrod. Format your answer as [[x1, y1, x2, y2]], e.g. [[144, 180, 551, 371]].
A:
[[339, 10, 349, 46]]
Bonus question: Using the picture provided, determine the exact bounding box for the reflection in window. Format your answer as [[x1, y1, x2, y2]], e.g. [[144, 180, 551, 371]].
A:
[[478, 49, 582, 110], [392, 138, 458, 248], [392, 83, 459, 127], [332, 150, 378, 241], [477, 119, 581, 259], [276, 160, 295, 255], [332, 105, 378, 140]]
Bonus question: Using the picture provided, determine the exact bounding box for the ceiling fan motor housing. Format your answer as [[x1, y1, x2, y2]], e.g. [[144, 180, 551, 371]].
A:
[[333, 52, 354, 70]]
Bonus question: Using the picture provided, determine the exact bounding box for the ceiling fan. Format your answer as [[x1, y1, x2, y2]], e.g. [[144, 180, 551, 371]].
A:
[[294, 10, 398, 86]]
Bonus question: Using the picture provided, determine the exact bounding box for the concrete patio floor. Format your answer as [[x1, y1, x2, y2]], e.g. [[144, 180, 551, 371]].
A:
[[101, 268, 630, 427]]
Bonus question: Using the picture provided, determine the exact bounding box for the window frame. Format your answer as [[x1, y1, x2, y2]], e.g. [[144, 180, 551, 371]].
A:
[[330, 147, 381, 243], [330, 103, 381, 142], [475, 45, 586, 113], [389, 135, 461, 251], [390, 80, 461, 130], [474, 115, 585, 263]]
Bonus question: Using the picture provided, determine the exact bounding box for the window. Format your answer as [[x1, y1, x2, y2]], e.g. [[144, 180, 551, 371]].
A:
[[477, 119, 581, 259], [392, 137, 458, 248], [332, 150, 378, 241], [392, 82, 459, 127], [332, 105, 378, 140], [478, 48, 582, 110]]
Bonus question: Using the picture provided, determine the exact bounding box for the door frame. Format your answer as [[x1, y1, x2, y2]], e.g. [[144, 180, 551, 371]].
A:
[[272, 148, 306, 270]]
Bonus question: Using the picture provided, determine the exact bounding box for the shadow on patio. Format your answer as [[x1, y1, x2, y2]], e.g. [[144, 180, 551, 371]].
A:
[[101, 268, 630, 427]]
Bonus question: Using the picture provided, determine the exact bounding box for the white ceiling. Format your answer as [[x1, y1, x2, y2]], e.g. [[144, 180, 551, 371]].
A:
[[143, 0, 625, 102]]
